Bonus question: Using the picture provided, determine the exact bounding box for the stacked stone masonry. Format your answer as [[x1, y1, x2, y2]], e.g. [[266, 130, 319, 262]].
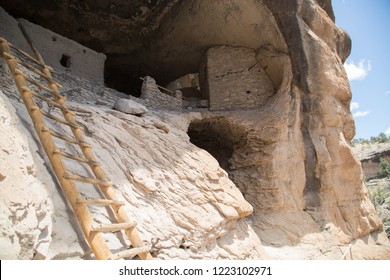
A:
[[199, 46, 275, 111], [140, 76, 182, 111]]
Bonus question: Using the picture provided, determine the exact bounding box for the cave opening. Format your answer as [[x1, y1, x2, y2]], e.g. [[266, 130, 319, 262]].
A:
[[104, 60, 144, 97], [188, 119, 234, 171], [187, 117, 247, 197]]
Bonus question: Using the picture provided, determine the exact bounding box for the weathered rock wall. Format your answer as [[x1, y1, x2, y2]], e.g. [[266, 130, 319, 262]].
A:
[[0, 90, 53, 259], [188, 0, 384, 247], [362, 159, 390, 180], [0, 7, 30, 52], [251, 0, 380, 245], [352, 143, 390, 179]]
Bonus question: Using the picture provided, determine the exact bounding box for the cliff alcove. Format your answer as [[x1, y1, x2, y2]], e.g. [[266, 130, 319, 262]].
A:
[[1, 0, 287, 96], [104, 0, 287, 96]]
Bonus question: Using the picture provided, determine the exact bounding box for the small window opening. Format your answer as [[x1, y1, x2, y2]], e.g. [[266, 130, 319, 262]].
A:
[[52, 36, 57, 42], [60, 54, 71, 68]]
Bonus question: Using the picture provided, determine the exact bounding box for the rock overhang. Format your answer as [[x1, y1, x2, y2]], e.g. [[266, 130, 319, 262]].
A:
[[108, 0, 288, 88], [1, 0, 288, 95]]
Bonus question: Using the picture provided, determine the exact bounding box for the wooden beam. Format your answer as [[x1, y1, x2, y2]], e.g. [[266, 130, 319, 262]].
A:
[[139, 76, 175, 95], [77, 198, 125, 207], [91, 222, 137, 232]]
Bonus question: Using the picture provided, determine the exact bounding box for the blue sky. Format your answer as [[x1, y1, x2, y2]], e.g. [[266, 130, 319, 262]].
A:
[[332, 0, 390, 139]]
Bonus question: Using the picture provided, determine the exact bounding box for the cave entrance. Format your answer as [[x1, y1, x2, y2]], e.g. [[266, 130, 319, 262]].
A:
[[188, 119, 234, 171], [187, 117, 246, 191]]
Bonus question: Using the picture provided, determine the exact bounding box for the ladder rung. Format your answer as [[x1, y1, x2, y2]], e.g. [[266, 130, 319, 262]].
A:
[[108, 246, 151, 260], [21, 86, 65, 109], [16, 59, 63, 89], [20, 87, 69, 114], [41, 110, 83, 130], [15, 69, 63, 98], [30, 105, 40, 111], [8, 43, 52, 70], [2, 51, 15, 60], [43, 127, 91, 147], [53, 149, 100, 166], [91, 221, 137, 233], [77, 197, 125, 206], [53, 149, 88, 163], [43, 127, 78, 144], [63, 171, 112, 187]]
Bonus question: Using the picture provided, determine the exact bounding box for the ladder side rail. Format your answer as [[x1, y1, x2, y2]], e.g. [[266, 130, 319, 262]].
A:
[[0, 40, 112, 260], [37, 52, 153, 260], [2, 36, 153, 260]]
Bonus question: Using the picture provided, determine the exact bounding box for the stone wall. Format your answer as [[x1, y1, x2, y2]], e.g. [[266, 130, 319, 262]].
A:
[[19, 19, 106, 86], [199, 46, 275, 111], [0, 7, 30, 52], [0, 7, 105, 85], [140, 76, 182, 111]]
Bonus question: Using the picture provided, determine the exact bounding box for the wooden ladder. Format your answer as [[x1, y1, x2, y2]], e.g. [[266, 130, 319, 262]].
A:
[[0, 37, 152, 260]]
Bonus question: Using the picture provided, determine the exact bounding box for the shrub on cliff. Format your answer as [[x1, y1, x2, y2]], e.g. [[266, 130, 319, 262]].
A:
[[379, 157, 390, 177]]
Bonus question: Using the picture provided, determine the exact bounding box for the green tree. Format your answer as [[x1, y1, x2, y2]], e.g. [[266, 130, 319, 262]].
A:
[[378, 132, 388, 143], [379, 157, 390, 177]]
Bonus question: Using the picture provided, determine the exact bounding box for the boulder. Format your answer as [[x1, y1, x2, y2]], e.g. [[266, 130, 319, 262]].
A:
[[114, 98, 148, 115]]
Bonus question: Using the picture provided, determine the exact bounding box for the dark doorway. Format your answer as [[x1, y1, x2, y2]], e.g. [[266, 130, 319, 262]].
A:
[[60, 54, 71, 68]]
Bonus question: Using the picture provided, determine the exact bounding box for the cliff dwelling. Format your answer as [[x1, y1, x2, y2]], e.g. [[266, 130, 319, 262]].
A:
[[103, 0, 286, 101], [1, 0, 390, 261]]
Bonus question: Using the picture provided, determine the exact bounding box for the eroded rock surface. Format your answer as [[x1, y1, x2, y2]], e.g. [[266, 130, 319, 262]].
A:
[[0, 90, 53, 259]]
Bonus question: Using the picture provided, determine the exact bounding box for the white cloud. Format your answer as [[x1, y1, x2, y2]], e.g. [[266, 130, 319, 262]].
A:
[[344, 59, 371, 81], [385, 127, 390, 135], [350, 102, 359, 110], [353, 111, 370, 118]]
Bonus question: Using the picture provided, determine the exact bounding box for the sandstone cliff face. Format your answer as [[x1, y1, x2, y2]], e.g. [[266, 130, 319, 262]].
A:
[[258, 0, 377, 244], [187, 0, 382, 246], [1, 0, 390, 259]]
